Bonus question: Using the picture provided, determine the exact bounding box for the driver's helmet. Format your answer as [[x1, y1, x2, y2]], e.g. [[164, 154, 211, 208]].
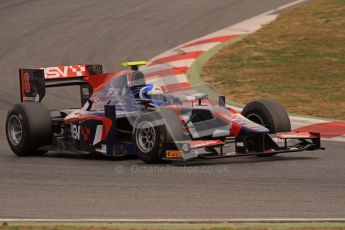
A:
[[139, 84, 165, 106]]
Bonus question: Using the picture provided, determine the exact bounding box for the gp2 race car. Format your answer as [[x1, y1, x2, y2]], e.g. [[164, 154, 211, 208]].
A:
[[6, 61, 323, 163]]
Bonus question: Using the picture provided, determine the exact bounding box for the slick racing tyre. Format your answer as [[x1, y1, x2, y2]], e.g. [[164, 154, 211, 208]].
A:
[[242, 99, 291, 157], [6, 102, 52, 156], [242, 99, 291, 133], [133, 109, 186, 164], [133, 113, 166, 164]]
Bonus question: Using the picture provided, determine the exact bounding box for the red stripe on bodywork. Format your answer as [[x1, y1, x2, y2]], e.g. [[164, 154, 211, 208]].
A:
[[180, 35, 239, 48], [149, 51, 204, 66], [293, 121, 345, 138], [276, 132, 319, 139], [64, 115, 112, 140], [230, 122, 241, 136], [186, 140, 224, 149], [85, 72, 119, 94]]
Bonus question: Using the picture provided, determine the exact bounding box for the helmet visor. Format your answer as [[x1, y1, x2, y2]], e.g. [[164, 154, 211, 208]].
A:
[[149, 94, 164, 101]]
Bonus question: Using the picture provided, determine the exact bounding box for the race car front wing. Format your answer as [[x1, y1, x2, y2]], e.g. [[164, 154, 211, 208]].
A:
[[163, 132, 324, 161]]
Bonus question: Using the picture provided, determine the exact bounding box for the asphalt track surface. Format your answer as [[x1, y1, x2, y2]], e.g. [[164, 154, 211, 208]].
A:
[[0, 0, 344, 219]]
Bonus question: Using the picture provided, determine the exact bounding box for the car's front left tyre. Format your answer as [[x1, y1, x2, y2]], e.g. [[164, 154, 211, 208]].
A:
[[132, 109, 188, 164], [6, 102, 52, 156], [133, 115, 166, 164]]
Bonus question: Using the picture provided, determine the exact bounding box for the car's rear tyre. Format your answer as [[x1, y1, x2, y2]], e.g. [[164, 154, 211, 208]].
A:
[[242, 99, 291, 133], [6, 102, 52, 156], [242, 99, 291, 157]]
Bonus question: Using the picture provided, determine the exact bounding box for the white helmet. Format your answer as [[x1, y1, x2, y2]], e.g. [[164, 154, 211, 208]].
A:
[[139, 84, 164, 105]]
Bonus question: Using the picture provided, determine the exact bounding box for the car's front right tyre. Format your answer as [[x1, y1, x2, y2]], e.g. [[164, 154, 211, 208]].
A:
[[242, 99, 291, 133], [241, 99, 291, 157]]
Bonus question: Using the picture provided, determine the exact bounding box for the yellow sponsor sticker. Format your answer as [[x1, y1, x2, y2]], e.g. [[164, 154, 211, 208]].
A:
[[166, 150, 184, 158]]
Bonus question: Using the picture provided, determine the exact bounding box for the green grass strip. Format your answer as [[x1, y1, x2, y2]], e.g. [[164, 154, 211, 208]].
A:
[[2, 221, 345, 230]]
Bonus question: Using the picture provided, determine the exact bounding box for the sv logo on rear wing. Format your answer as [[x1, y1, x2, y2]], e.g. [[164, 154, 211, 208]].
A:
[[44, 65, 88, 79], [18, 64, 102, 104]]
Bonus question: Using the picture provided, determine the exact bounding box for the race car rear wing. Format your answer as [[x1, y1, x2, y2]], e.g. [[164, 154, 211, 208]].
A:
[[19, 64, 102, 106]]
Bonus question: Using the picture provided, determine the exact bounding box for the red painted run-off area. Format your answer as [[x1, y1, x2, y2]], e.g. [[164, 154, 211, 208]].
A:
[[149, 35, 239, 66], [294, 121, 345, 138], [149, 51, 204, 66], [145, 67, 188, 79], [181, 34, 239, 48]]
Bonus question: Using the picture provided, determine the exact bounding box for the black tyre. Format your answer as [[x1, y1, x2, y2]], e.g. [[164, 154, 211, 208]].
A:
[[132, 109, 186, 164], [242, 99, 291, 133], [133, 113, 166, 164], [6, 102, 52, 156], [242, 99, 291, 157]]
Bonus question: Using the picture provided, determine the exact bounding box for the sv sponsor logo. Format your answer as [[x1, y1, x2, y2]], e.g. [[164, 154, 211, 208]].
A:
[[44, 65, 85, 79], [71, 124, 91, 141], [71, 124, 80, 140]]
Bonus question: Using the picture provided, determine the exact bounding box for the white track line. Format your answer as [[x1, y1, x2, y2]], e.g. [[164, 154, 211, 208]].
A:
[[265, 0, 309, 15], [0, 218, 345, 223], [175, 42, 221, 53]]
